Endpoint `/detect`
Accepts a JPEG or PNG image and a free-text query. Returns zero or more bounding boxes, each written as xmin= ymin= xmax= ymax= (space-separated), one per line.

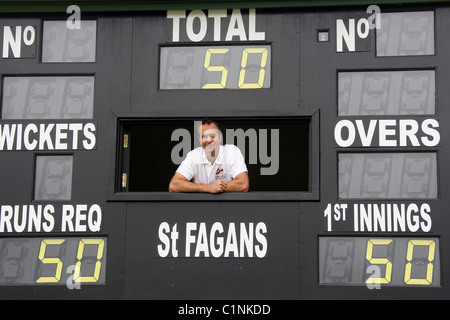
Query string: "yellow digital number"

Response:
xmin=202 ymin=48 xmax=229 ymax=89
xmin=404 ymin=240 xmax=435 ymax=285
xmin=365 ymin=239 xmax=393 ymax=285
xmin=74 ymin=239 xmax=105 ymax=283
xmin=36 ymin=239 xmax=65 ymax=283
xmin=238 ymin=48 xmax=268 ymax=89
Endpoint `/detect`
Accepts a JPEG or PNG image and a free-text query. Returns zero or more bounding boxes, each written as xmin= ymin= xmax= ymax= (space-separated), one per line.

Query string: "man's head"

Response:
xmin=197 ymin=118 xmax=222 ymax=157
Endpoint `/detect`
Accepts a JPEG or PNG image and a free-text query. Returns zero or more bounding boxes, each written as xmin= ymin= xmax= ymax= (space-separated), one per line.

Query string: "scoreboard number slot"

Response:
xmin=319 ymin=237 xmax=440 ymax=287
xmin=0 ymin=237 xmax=107 ymax=286
xmin=160 ymin=45 xmax=271 ymax=90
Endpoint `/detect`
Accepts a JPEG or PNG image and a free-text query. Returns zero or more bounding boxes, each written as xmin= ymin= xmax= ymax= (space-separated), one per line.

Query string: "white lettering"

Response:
xmin=168 ymin=9 xmax=265 ymax=42
xmin=248 ymin=8 xmax=265 ymax=40
xmin=194 ymin=223 xmax=209 ymax=257
xmin=22 ymin=26 xmax=35 ymax=46
xmin=334 ymin=119 xmax=440 ymax=147
xmin=208 ymin=10 xmax=227 ymax=41
xmin=0 ymin=123 xmax=97 ymax=151
xmin=357 ymin=18 xmax=370 ymax=38
xmin=88 ymin=204 xmax=102 ymax=232
xmin=0 ymin=206 xmax=13 ymax=232
xmin=55 ymin=123 xmax=68 ymax=150
xmin=2 ymin=25 xmax=36 ymax=58
xmin=61 ymin=205 xmax=75 ymax=232
xmin=379 ymin=119 xmax=397 ymax=146
xmin=226 ymin=9 xmax=247 ymax=41
xmin=0 ymin=124 xmax=16 ymax=150
xmin=158 ymin=222 xmax=171 ymax=257
xmin=167 ymin=10 xmax=186 ymax=42
xmin=224 ymin=222 xmax=239 ymax=257
xmin=334 ymin=119 xmax=356 ymax=147
xmin=3 ymin=26 xmax=21 ymax=58
xmin=158 ymin=222 xmax=268 ymax=258
xmin=69 ymin=123 xmax=83 ymax=149
xmin=0 ymin=204 xmax=100 ymax=233
xmin=82 ymin=123 xmax=96 ymax=150
xmin=336 ymin=6 xmax=381 ymax=52
xmin=210 ymin=222 xmax=224 ymax=257
xmin=255 ymin=222 xmax=268 ymax=258
xmin=421 ymin=119 xmax=440 ymax=147
xmin=75 ymin=204 xmax=87 ymax=232
xmin=185 ymin=222 xmax=197 ymax=257
xmin=42 ymin=205 xmax=55 ymax=232
xmin=399 ymin=119 xmax=420 ymax=146
xmin=24 ymin=123 xmax=38 ymax=150
xmin=39 ymin=123 xmax=54 ymax=150
xmin=27 ymin=205 xmax=42 ymax=232
xmin=356 ymin=120 xmax=376 ymax=146
xmin=186 ymin=10 xmax=207 ymax=42
xmin=351 ymin=203 xmax=433 ymax=233
xmin=336 ymin=19 xmax=355 ymax=52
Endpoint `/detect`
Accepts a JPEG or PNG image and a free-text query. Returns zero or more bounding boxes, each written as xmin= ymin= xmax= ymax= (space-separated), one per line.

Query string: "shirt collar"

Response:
xmin=200 ymin=145 xmax=223 ymax=165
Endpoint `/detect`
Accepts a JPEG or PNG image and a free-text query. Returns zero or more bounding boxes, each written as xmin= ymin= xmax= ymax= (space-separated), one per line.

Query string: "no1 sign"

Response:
xmin=2 ymin=25 xmax=36 ymax=58
xmin=336 ymin=5 xmax=381 ymax=52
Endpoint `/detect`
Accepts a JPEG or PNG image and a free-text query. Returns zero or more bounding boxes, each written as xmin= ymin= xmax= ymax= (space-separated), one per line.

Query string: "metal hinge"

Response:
xmin=122 ymin=173 xmax=127 ymax=188
xmin=123 ymin=134 xmax=129 ymax=148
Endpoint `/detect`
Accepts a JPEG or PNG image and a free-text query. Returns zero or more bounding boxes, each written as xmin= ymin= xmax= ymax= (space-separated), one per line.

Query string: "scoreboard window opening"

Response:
xmin=117 ymin=117 xmax=310 ymax=193
xmin=42 ymin=20 xmax=97 ymax=63
xmin=338 ymin=70 xmax=435 ymax=116
xmin=0 ymin=237 xmax=106 ymax=286
xmin=319 ymin=236 xmax=441 ymax=287
xmin=34 ymin=155 xmax=73 ymax=201
xmin=1 ymin=76 xmax=95 ymax=119
xmin=376 ymin=11 xmax=435 ymax=57
xmin=159 ymin=45 xmax=271 ymax=90
xmin=338 ymin=152 xmax=438 ymax=199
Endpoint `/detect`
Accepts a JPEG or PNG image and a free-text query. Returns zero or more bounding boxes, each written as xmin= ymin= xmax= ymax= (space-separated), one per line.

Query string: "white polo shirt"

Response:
xmin=176 ymin=144 xmax=248 ymax=184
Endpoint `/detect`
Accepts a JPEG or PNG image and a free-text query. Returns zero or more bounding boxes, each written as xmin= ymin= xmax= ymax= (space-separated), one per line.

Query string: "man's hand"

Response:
xmin=169 ymin=173 xmax=248 ymax=193
xmin=169 ymin=173 xmax=229 ymax=193
xmin=196 ymin=180 xmax=228 ymax=193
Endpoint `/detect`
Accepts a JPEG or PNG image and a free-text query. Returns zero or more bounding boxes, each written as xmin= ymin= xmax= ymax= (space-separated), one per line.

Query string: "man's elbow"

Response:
xmin=168 ymin=180 xmax=177 ymax=192
xmin=237 ymin=173 xmax=249 ymax=192
xmin=240 ymin=180 xmax=250 ymax=192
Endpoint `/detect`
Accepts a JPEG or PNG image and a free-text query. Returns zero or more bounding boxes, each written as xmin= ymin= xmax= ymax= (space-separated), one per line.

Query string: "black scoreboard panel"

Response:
xmin=0 ymin=2 xmax=449 ymax=300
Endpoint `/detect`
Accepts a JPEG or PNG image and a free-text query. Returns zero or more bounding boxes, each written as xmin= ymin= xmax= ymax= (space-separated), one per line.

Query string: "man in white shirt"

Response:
xmin=169 ymin=119 xmax=249 ymax=193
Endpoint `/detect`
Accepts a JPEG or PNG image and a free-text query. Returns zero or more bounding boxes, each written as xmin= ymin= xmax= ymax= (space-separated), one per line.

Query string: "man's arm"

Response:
xmin=169 ymin=173 xmax=227 ymax=193
xmin=225 ymin=172 xmax=249 ymax=192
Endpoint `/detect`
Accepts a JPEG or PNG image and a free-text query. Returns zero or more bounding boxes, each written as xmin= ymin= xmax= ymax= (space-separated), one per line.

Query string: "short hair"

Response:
xmin=196 ymin=118 xmax=222 ymax=136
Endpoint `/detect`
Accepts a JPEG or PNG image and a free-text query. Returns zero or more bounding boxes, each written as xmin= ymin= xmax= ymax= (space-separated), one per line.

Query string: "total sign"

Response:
xmin=167 ymin=8 xmax=266 ymax=42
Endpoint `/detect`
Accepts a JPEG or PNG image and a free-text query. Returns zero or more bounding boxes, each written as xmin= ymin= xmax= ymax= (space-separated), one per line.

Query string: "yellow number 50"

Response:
xmin=36 ymin=239 xmax=66 ymax=283
xmin=238 ymin=48 xmax=268 ymax=89
xmin=365 ymin=239 xmax=393 ymax=285
xmin=404 ymin=240 xmax=435 ymax=285
xmin=202 ymin=48 xmax=229 ymax=89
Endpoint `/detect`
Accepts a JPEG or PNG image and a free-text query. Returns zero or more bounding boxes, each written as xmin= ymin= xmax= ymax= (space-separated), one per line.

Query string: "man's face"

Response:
xmin=199 ymin=123 xmax=222 ymax=155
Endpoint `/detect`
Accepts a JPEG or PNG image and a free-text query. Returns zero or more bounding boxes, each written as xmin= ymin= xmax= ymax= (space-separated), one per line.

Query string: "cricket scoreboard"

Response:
xmin=0 ymin=0 xmax=449 ymax=300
